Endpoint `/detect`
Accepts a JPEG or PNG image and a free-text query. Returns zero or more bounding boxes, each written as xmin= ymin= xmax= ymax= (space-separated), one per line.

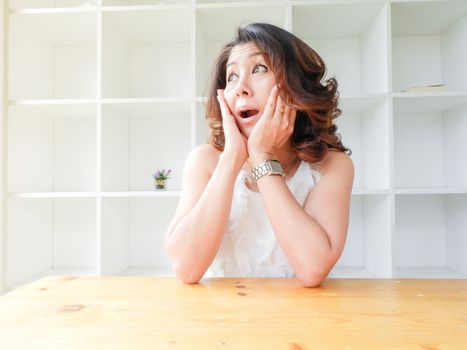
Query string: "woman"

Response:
xmin=165 ymin=22 xmax=354 ymax=287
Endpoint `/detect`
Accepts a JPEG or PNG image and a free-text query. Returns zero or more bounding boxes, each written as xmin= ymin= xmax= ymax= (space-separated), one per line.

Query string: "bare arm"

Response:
xmin=251 ymin=151 xmax=354 ymax=287
xmin=166 ymin=89 xmax=249 ymax=284
xmin=165 ymin=145 xmax=243 ymax=284
xmin=246 ymin=85 xmax=354 ymax=287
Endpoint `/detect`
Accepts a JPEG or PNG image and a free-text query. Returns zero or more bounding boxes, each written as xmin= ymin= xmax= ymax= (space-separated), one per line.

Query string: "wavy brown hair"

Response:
xmin=204 ymin=22 xmax=351 ymax=163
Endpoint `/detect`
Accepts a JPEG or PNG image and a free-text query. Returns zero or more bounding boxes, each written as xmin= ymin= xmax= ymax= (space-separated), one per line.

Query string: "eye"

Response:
xmin=253 ymin=64 xmax=268 ymax=73
xmin=227 ymin=72 xmax=238 ymax=83
xmin=227 ymin=64 xmax=268 ymax=83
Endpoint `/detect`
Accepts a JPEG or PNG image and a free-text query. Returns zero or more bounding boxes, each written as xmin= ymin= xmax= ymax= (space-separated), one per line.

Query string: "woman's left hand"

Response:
xmin=247 ymin=85 xmax=297 ymax=164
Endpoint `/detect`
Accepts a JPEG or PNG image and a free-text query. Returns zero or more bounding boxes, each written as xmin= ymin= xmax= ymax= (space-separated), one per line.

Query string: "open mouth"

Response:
xmin=240 ymin=109 xmax=260 ymax=119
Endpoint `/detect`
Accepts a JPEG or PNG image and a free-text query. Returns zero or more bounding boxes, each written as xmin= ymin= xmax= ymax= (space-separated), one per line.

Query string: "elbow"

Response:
xmin=299 ymin=273 xmax=327 ymax=288
xmin=172 ymin=262 xmax=203 ymax=285
xmin=165 ymin=232 xmax=204 ymax=285
xmin=298 ymin=256 xmax=337 ymax=288
xmin=297 ymin=265 xmax=330 ymax=288
xmin=180 ymin=276 xmax=201 ymax=285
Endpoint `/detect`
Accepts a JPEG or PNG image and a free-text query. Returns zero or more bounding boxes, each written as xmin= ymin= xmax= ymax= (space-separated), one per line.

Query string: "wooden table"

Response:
xmin=1 ymin=276 xmax=466 ymax=349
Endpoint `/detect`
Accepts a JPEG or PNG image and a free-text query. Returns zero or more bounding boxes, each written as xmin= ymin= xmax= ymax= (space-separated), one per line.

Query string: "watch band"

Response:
xmin=251 ymin=159 xmax=285 ymax=182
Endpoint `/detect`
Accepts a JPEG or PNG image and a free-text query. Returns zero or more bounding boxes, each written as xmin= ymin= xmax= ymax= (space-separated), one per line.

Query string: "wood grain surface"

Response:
xmin=1 ymin=276 xmax=466 ymax=349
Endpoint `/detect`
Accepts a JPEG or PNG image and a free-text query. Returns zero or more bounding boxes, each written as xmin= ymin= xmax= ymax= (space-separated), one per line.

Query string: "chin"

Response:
xmin=242 ymin=127 xmax=254 ymax=138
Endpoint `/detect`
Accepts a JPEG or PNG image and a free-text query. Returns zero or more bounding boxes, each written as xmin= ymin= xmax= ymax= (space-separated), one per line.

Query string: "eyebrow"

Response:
xmin=226 ymin=51 xmax=264 ymax=69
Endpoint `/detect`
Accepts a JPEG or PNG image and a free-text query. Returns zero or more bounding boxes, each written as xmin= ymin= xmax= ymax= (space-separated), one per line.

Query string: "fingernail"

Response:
xmin=217 ymin=89 xmax=221 ymax=95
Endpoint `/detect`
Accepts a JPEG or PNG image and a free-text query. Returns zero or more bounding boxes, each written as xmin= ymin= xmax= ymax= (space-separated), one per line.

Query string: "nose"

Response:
xmin=234 ymin=76 xmax=252 ymax=97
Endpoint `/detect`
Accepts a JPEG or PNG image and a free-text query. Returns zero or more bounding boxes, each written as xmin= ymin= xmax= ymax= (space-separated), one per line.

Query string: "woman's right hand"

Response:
xmin=216 ymin=89 xmax=248 ymax=167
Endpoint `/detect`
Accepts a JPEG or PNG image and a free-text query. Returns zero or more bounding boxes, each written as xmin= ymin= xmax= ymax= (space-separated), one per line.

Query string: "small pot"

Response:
xmin=155 ymin=179 xmax=167 ymax=191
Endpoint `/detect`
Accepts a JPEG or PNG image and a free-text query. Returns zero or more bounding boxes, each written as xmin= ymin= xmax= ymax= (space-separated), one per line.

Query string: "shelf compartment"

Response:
xmin=101 ymin=197 xmax=177 ymax=275
xmin=335 ymin=97 xmax=390 ymax=190
xmin=393 ymin=92 xmax=467 ymax=114
xmin=9 ymin=0 xmax=96 ymax=10
xmin=334 ymin=194 xmax=392 ymax=278
xmin=7 ymin=104 xmax=97 ymax=193
xmin=195 ymin=4 xmax=286 ymax=97
xmin=338 ymin=94 xmax=389 ymax=114
xmin=394 ymin=194 xmax=467 ymax=278
xmin=394 ymin=100 xmax=467 ymax=189
xmin=6 ymin=198 xmax=97 ymax=291
xmin=292 ymin=2 xmax=389 ymax=95
xmin=101 ymin=102 xmax=191 ymax=191
xmin=8 ymin=12 xmax=96 ymax=100
xmin=102 ymin=8 xmax=191 ymax=98
xmin=391 ymin=0 xmax=467 ymax=93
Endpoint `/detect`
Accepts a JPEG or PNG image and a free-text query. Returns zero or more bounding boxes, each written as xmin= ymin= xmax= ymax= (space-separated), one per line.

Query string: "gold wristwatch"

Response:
xmin=251 ymin=159 xmax=285 ymax=182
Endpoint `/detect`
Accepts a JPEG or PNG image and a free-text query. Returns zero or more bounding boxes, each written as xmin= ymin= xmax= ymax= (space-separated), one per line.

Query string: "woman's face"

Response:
xmin=223 ymin=42 xmax=277 ymax=138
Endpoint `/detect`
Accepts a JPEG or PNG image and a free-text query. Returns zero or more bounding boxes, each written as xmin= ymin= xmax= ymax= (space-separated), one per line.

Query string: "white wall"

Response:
xmin=1 ymin=0 xmax=6 ymax=295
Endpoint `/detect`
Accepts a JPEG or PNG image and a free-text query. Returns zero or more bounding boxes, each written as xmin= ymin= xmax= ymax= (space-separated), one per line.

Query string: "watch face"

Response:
xmin=270 ymin=160 xmax=283 ymax=173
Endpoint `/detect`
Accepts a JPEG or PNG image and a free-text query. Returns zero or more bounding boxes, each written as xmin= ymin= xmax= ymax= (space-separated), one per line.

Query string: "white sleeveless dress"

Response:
xmin=206 ymin=160 xmax=321 ymax=278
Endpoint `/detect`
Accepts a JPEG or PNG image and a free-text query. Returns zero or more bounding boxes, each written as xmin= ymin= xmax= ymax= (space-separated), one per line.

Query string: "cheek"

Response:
xmin=257 ymin=80 xmax=276 ymax=102
xmin=258 ymin=88 xmax=273 ymax=108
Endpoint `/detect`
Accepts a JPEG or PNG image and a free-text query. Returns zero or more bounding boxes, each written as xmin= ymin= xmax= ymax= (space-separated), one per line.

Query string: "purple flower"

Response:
xmin=153 ymin=168 xmax=172 ymax=180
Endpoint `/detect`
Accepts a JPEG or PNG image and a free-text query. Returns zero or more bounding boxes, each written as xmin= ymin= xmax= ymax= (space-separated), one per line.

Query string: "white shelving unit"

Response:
xmin=2 ymin=0 xmax=467 ymax=294
xmin=0 ymin=0 xmax=5 ymax=297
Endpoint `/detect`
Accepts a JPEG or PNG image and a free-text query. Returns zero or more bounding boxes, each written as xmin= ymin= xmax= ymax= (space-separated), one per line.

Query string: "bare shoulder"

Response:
xmin=307 ymin=149 xmax=354 ymax=178
xmin=186 ymin=143 xmax=221 ymax=177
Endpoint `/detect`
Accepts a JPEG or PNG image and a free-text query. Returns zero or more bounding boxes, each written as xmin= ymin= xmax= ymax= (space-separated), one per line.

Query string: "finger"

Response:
xmin=282 ymin=105 xmax=297 ymax=131
xmin=216 ymin=89 xmax=232 ymax=119
xmin=217 ymin=89 xmax=244 ymax=135
xmin=290 ymin=107 xmax=297 ymax=126
xmin=241 ymin=133 xmax=248 ymax=144
xmin=261 ymin=84 xmax=279 ymax=120
xmin=285 ymin=104 xmax=295 ymax=120
xmin=280 ymin=104 xmax=290 ymax=129
xmin=282 ymin=104 xmax=291 ymax=124
xmin=217 ymin=90 xmax=236 ymax=132
xmin=274 ymin=94 xmax=286 ymax=121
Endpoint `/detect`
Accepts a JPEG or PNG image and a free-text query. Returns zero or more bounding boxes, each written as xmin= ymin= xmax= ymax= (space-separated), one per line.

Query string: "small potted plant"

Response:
xmin=153 ymin=169 xmax=172 ymax=190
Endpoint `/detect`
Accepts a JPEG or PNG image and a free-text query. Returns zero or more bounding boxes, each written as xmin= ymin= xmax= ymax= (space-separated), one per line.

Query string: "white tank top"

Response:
xmin=206 ymin=160 xmax=321 ymax=278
